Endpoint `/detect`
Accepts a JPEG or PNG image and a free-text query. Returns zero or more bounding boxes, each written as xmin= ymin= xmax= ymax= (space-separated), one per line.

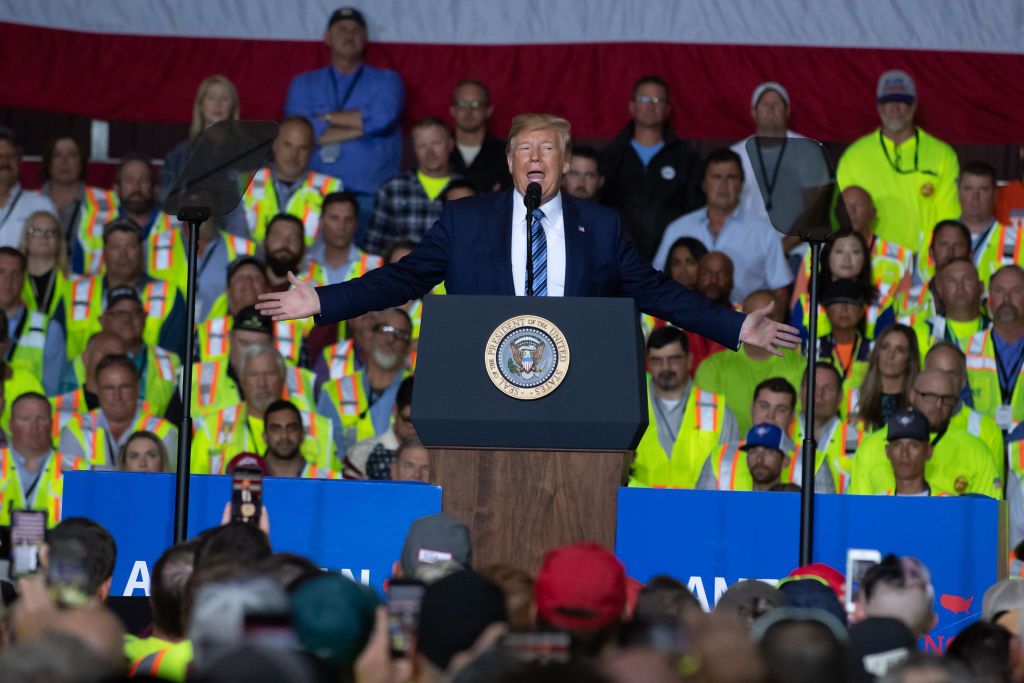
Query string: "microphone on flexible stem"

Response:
xmin=524 ymin=182 xmax=542 ymax=296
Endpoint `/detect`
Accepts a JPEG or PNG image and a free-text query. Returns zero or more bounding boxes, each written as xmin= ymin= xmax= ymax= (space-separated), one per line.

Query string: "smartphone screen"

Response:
xmin=46 ymin=535 xmax=92 ymax=607
xmin=388 ymin=579 xmax=425 ymax=658
xmin=845 ymin=548 xmax=882 ymax=614
xmin=232 ymin=469 xmax=263 ymax=525
xmin=11 ymin=509 xmax=47 ymax=577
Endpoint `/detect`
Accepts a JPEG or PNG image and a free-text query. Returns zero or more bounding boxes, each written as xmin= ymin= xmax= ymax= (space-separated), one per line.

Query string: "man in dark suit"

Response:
xmin=257 ymin=114 xmax=799 ymax=355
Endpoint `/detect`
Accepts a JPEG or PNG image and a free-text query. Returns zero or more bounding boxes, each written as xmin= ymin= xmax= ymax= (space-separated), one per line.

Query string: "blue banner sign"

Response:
xmin=615 ymin=488 xmax=1004 ymax=651
xmin=62 ymin=472 xmax=442 ymax=596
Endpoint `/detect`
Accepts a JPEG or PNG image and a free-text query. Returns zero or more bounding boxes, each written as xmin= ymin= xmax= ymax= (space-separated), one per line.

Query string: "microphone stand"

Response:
xmin=799 ymin=238 xmax=826 ymax=567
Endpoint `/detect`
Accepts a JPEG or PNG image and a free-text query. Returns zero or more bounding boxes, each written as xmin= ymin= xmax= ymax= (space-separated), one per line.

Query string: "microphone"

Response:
xmin=525 ymin=182 xmax=541 ymax=296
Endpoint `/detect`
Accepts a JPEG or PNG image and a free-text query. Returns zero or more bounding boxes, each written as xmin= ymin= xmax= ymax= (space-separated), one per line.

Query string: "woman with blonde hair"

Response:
xmin=852 ymin=323 xmax=920 ymax=431
xmin=158 ymin=75 xmax=240 ymax=204
xmin=19 ymin=210 xmax=69 ymax=318
xmin=118 ymin=430 xmax=171 ymax=473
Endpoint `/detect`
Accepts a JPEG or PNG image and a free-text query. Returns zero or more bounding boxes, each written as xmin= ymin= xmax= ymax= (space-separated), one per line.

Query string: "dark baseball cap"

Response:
xmin=227 ymin=255 xmax=266 ymax=284
xmin=233 ymin=305 xmax=274 ymax=336
xmin=887 ymin=409 xmax=929 ymax=443
xmin=822 ymin=278 xmax=866 ymax=307
xmin=400 ymin=513 xmax=472 ymax=578
xmin=328 ymin=7 xmax=366 ymax=29
xmin=105 ymin=286 xmax=142 ymax=310
xmin=417 ymin=570 xmax=506 ymax=670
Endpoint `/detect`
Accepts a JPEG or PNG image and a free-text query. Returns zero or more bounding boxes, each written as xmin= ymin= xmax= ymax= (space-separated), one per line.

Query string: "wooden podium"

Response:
xmin=413 ymin=296 xmax=646 ymax=572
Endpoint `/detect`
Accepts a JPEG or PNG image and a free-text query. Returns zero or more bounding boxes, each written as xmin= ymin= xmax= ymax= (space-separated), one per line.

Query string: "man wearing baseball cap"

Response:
xmin=883 ymin=408 xmax=942 ymax=496
xmin=836 ymin=69 xmax=960 ymax=253
xmin=730 ymin=82 xmax=808 ymax=265
xmin=699 ymin=422 xmax=795 ymax=492
xmin=284 ymin=7 xmax=405 ymax=243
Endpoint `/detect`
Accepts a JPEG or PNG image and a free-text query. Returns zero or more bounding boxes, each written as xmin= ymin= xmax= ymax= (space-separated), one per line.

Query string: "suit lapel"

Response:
xmin=561 ymin=194 xmax=585 ymax=297
xmin=489 ymin=190 xmax=515 ymax=295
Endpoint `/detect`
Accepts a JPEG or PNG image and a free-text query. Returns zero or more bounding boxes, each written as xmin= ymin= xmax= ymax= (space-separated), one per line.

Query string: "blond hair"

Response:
xmin=19 ymin=210 xmax=68 ymax=275
xmin=506 ymin=114 xmax=572 ymax=156
xmin=190 ymin=75 xmax=240 ymax=142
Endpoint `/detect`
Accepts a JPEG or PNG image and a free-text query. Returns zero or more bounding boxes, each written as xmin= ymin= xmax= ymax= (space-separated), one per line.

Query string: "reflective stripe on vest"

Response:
xmin=202 ymin=318 xmax=230 ymax=359
xmin=693 ymin=389 xmax=719 ymax=432
xmin=70 ymin=277 xmax=98 ymax=321
xmin=150 ymin=230 xmax=176 ymax=274
xmin=325 ymin=339 xmax=355 ymax=379
xmin=144 ymin=281 xmax=170 ymax=320
xmin=716 ymin=442 xmax=744 ymax=491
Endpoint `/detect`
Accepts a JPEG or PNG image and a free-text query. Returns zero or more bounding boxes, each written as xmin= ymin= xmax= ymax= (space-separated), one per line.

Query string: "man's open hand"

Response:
xmin=738 ymin=301 xmax=802 ymax=356
xmin=255 ymin=272 xmax=321 ymax=321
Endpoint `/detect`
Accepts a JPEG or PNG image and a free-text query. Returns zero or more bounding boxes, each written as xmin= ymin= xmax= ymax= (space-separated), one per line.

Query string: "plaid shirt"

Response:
xmin=363 ymin=171 xmax=457 ymax=255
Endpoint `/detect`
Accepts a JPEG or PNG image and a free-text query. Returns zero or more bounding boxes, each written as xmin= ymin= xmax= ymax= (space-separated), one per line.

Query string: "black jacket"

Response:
xmin=449 ymin=134 xmax=512 ymax=193
xmin=599 ymin=123 xmax=705 ymax=261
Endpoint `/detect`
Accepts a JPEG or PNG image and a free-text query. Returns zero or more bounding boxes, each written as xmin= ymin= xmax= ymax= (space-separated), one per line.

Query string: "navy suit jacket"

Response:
xmin=316 ymin=190 xmax=745 ymax=348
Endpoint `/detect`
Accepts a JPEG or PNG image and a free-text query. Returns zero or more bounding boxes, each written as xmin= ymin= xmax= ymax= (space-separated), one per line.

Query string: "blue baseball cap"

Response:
xmin=740 ymin=423 xmax=794 ymax=454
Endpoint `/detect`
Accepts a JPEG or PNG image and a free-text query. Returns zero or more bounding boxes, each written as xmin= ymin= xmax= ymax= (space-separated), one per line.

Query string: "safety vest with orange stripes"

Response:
xmin=190 ymin=359 xmax=317 ymax=416
xmin=630 ymin=384 xmax=731 ymax=489
xmin=74 ymin=186 xmax=120 ymax=275
xmin=786 ymin=416 xmax=864 ymax=493
xmin=965 ymin=328 xmax=1024 ymax=432
xmin=63 ymin=275 xmax=179 ymax=358
xmin=0 ymin=448 xmax=87 ymax=527
xmin=190 ymin=403 xmax=337 ymax=475
xmin=196 ymin=316 xmax=312 ymax=367
xmin=146 ymin=227 xmax=256 ymax=296
xmin=60 ymin=410 xmax=175 ymax=469
xmin=242 ymin=167 xmax=342 ymax=244
xmin=124 ymin=635 xmax=191 ymax=682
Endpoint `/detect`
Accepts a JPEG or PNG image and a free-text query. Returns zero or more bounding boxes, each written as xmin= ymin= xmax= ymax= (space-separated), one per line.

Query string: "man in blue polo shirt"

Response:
xmin=284 ymin=7 xmax=405 ymax=242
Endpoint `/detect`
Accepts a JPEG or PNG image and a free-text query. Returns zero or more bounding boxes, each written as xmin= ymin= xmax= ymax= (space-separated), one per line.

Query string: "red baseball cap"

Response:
xmin=226 ymin=452 xmax=268 ymax=475
xmin=534 ymin=543 xmax=626 ymax=630
xmin=788 ymin=563 xmax=845 ymax=602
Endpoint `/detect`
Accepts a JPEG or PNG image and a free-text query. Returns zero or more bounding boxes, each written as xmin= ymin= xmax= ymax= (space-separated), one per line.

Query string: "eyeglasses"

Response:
xmin=634 ymin=95 xmax=666 ymax=105
xmin=453 ymin=99 xmax=487 ymax=110
xmin=913 ymin=390 xmax=958 ymax=407
xmin=26 ymin=225 xmax=58 ymax=238
xmin=373 ymin=324 xmax=412 ymax=342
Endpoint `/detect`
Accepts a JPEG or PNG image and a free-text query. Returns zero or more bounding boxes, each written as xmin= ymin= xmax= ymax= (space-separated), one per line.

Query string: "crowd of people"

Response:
xmin=3 ymin=512 xmax=1024 ymax=683
xmin=1 ymin=3 xmax=1024 ymax=680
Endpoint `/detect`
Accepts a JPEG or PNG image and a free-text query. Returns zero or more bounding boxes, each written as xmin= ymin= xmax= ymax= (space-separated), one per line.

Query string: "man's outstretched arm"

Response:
xmin=256 ymin=207 xmax=451 ymax=324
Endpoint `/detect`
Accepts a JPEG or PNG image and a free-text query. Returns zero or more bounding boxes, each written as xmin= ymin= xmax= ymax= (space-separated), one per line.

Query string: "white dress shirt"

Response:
xmin=511 ymin=190 xmax=566 ymax=297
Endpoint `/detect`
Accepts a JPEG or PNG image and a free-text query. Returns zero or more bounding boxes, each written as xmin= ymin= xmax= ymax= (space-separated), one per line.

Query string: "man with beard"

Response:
xmin=65 ymin=219 xmax=187 ymax=358
xmin=966 ymin=265 xmax=1024 ymax=430
xmin=364 ymin=118 xmax=458 ymax=255
xmin=196 ymin=256 xmax=310 ymax=367
xmin=837 ymin=70 xmax=959 ymax=252
xmin=696 ymin=377 xmax=798 ymax=491
xmin=0 ymin=129 xmax=57 ymax=248
xmin=261 ymin=214 xmax=324 ymax=292
xmin=71 ymin=155 xmax=171 ymax=274
xmin=318 ymin=307 xmax=411 ymax=454
xmin=190 ymin=305 xmax=318 ymax=415
xmin=192 ymin=343 xmax=336 ymax=474
xmin=630 ymin=326 xmax=736 ymax=488
xmin=850 ymin=369 xmax=999 ymax=497
xmin=262 ymin=399 xmax=338 ymax=478
xmin=242 ymin=117 xmax=342 ymax=245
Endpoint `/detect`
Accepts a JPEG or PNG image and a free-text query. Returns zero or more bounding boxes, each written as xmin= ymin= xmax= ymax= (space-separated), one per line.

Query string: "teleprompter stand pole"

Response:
xmin=172 ymin=207 xmax=210 ymax=543
xmin=799 ymin=239 xmax=826 ymax=567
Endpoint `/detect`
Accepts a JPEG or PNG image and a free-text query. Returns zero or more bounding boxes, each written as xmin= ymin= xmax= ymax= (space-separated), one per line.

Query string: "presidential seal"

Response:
xmin=485 ymin=316 xmax=570 ymax=400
